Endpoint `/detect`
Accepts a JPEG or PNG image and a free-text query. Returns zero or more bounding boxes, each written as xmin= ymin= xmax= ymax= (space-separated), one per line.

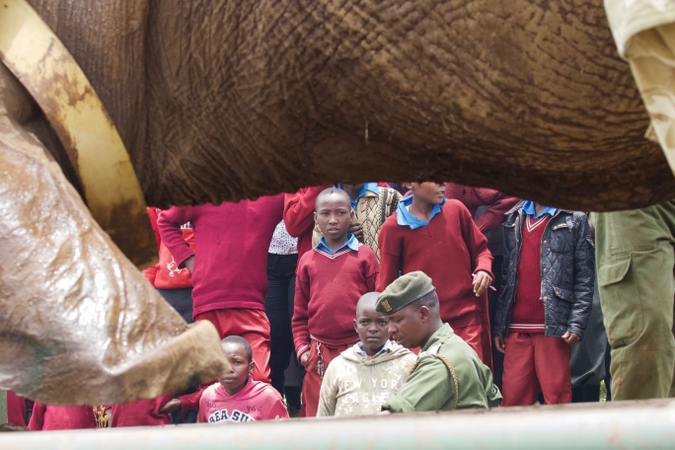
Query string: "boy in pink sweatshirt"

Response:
xmin=198 ymin=336 xmax=289 ymax=423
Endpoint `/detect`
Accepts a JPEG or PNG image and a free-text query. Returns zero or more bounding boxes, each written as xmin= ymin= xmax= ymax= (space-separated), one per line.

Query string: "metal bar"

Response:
xmin=3 ymin=399 xmax=675 ymax=449
xmin=0 ymin=390 xmax=7 ymax=425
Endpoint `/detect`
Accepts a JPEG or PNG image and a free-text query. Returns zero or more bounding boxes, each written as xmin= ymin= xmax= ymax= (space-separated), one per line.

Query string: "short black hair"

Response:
xmin=411 ymin=290 xmax=440 ymax=315
xmin=221 ymin=335 xmax=253 ymax=362
xmin=315 ymin=187 xmax=351 ymax=211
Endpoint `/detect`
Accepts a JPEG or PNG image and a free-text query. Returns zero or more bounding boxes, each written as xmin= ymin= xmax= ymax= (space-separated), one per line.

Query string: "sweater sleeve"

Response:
xmin=157 ymin=206 xmax=194 ymax=267
xmin=283 ymin=186 xmax=329 ymax=237
xmin=382 ymin=356 xmax=453 ymax=413
xmin=266 ymin=389 xmax=291 ymax=420
xmin=376 ymin=217 xmax=401 ymax=291
xmin=473 ymin=193 xmax=520 ymax=234
xmin=457 ymin=203 xmax=494 ymax=279
xmin=363 ymin=247 xmax=380 ymax=292
xmin=292 ymin=257 xmax=312 ymax=357
xmin=317 ymin=361 xmax=340 ymax=417
xmin=568 ymin=214 xmax=595 ymax=339
xmin=178 ymin=385 xmax=206 ymax=411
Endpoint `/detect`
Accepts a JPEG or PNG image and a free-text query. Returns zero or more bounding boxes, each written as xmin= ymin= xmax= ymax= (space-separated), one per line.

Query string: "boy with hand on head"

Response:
xmin=317 ymin=292 xmax=416 ymax=417
xmin=378 ymin=271 xmax=501 ymax=413
xmin=377 ymin=182 xmax=494 ymax=365
xmin=493 ymin=201 xmax=593 ymax=406
xmin=292 ymin=188 xmax=380 ymax=417
xmin=198 ymin=336 xmax=289 ymax=423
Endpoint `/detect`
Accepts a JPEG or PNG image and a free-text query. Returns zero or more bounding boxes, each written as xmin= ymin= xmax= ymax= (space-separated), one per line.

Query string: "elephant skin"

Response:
xmin=0 ymin=64 xmax=228 ymax=405
xmin=21 ymin=0 xmax=675 ymax=211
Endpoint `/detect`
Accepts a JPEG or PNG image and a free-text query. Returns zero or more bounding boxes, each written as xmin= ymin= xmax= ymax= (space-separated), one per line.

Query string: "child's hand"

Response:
xmin=494 ymin=335 xmax=506 ymax=353
xmin=472 ymin=271 xmax=493 ymax=297
xmin=158 ymin=398 xmax=181 ymax=415
xmin=183 ymin=256 xmax=195 ymax=273
xmin=562 ymin=332 xmax=580 ymax=346
xmin=299 ymin=351 xmax=310 ymax=368
xmin=348 ymin=221 xmax=363 ymax=240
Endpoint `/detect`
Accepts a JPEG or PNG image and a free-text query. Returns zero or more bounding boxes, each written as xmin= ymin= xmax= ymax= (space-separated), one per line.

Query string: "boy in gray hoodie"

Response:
xmin=317 ymin=292 xmax=416 ymax=416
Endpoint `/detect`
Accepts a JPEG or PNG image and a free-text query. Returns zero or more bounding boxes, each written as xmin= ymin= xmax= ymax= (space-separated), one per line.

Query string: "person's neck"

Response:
xmin=534 ymin=203 xmax=547 ymax=217
xmin=420 ymin=320 xmax=444 ymax=349
xmin=223 ymin=377 xmax=249 ymax=396
xmin=324 ymin=233 xmax=349 ymax=251
xmin=363 ymin=342 xmax=385 ymax=357
xmin=342 ymin=184 xmax=363 ymax=201
xmin=409 ymin=196 xmax=435 ymax=222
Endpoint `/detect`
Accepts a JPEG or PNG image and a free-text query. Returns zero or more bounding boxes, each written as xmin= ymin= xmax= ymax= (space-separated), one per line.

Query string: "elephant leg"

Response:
xmin=0 ymin=65 xmax=227 ymax=405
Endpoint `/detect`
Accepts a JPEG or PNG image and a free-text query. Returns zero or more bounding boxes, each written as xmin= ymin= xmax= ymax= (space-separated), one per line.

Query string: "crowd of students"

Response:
xmin=7 ymin=180 xmax=601 ymax=428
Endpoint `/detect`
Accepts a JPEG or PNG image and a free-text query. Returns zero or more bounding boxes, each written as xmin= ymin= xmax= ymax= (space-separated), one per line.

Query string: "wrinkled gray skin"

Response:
xmin=20 ymin=0 xmax=675 ymax=211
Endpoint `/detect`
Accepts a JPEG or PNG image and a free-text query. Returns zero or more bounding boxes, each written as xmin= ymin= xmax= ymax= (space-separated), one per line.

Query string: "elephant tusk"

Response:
xmin=0 ymin=0 xmax=155 ymax=268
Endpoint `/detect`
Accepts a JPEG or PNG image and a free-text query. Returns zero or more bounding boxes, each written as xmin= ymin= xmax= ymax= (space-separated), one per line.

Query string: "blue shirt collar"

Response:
xmin=522 ymin=200 xmax=558 ymax=218
xmin=315 ymin=233 xmax=359 ymax=254
xmin=355 ymin=339 xmax=393 ymax=358
xmin=396 ymin=195 xmax=445 ymax=229
xmin=335 ymin=183 xmax=380 ymax=208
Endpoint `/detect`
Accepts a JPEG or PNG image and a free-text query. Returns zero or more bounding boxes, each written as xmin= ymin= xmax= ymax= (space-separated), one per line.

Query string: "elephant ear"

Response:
xmin=0 ymin=104 xmax=228 ymax=405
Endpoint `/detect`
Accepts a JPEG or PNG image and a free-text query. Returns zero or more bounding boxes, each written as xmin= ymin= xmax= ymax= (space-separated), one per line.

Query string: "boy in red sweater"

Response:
xmin=292 ymin=188 xmax=379 ymax=417
xmin=493 ymin=201 xmax=593 ymax=406
xmin=158 ymin=195 xmax=284 ymax=385
xmin=198 ymin=336 xmax=289 ymax=423
xmin=377 ymin=182 xmax=494 ymax=365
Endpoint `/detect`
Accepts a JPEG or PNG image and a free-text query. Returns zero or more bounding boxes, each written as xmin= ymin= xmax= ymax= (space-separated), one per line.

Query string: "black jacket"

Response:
xmin=493 ymin=208 xmax=595 ymax=339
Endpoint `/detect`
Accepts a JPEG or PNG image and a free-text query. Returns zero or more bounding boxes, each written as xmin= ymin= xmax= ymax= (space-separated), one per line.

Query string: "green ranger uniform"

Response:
xmin=382 ymin=323 xmax=501 ymax=412
xmin=592 ymin=202 xmax=675 ymax=400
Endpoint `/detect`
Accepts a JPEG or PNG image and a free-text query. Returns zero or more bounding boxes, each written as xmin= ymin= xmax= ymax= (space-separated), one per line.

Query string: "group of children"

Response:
xmin=15 ymin=179 xmax=595 ymax=428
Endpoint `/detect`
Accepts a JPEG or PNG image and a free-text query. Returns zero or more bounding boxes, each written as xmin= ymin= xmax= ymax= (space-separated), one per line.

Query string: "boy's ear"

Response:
xmin=249 ymin=360 xmax=256 ymax=374
xmin=353 ymin=318 xmax=358 ymax=333
xmin=349 ymin=209 xmax=355 ymax=220
xmin=404 ymin=182 xmax=414 ymax=190
xmin=313 ymin=211 xmax=318 ymax=224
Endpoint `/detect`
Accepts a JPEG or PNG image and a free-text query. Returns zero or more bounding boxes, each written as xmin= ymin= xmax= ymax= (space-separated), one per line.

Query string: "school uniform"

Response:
xmin=109 ymin=395 xmax=173 ymax=427
xmin=377 ymin=197 xmax=494 ymax=365
xmin=292 ymin=234 xmax=379 ymax=417
xmin=28 ymin=404 xmax=96 ymax=430
xmin=198 ymin=378 xmax=289 ymax=422
xmin=158 ymin=195 xmax=284 ymax=383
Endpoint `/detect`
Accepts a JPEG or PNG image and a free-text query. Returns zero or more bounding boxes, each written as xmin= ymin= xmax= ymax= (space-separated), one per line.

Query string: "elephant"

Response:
xmin=17 ymin=0 xmax=675 ymax=212
xmin=1 ymin=0 xmax=674 ymax=406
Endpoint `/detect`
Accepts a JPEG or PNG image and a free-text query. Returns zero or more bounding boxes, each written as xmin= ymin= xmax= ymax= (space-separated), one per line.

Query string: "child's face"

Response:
xmin=219 ymin=343 xmax=255 ymax=395
xmin=407 ymin=182 xmax=446 ymax=205
xmin=354 ymin=303 xmax=390 ymax=356
xmin=314 ymin=194 xmax=353 ymax=242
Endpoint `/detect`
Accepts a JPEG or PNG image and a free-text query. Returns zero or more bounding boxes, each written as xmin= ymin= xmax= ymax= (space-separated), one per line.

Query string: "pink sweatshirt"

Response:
xmin=198 ymin=379 xmax=289 ymax=423
xmin=157 ymin=195 xmax=283 ymax=317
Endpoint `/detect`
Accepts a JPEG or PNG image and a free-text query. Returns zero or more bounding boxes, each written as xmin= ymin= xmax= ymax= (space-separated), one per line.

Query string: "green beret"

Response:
xmin=376 ymin=271 xmax=436 ymax=315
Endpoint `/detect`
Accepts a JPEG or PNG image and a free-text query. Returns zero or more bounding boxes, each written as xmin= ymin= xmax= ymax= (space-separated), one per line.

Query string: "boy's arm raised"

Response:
xmin=283 ymin=186 xmax=329 ymax=237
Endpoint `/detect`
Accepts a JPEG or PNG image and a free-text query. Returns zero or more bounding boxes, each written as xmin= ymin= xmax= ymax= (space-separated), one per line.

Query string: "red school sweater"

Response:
xmin=157 ymin=195 xmax=283 ymax=317
xmin=292 ymin=244 xmax=379 ymax=357
xmin=509 ymin=215 xmax=550 ymax=333
xmin=377 ymin=200 xmax=494 ymax=329
xmin=109 ymin=394 xmax=173 ymax=427
xmin=444 ymin=183 xmax=520 ymax=234
xmin=283 ymin=186 xmax=331 ymax=259
xmin=28 ymin=403 xmax=96 ymax=431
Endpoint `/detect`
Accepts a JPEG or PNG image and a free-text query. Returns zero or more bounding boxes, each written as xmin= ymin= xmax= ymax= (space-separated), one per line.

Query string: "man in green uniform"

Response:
xmin=592 ymin=203 xmax=675 ymax=400
xmin=377 ymin=271 xmax=501 ymax=412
